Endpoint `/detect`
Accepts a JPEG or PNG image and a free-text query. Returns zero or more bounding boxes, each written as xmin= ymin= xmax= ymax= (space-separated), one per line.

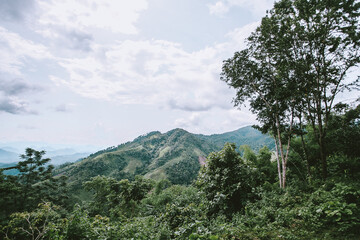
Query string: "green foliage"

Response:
xmin=305 ymin=182 xmax=360 ymax=235
xmin=83 ymin=175 xmax=116 ymax=216
xmin=55 ymin=127 xmax=273 ymax=194
xmin=64 ymin=204 xmax=111 ymax=240
xmin=56 ymin=128 xmax=220 ymax=195
xmin=2 ymin=202 xmax=63 ymax=240
xmin=0 ymin=148 xmax=69 ymax=224
xmin=197 ymin=143 xmax=258 ymax=216
xmin=112 ymin=216 xmax=171 ymax=240
xmin=1 ymin=0 xmax=360 ymax=237
xmin=165 ymin=156 xmax=200 ymax=185
xmin=84 ymin=175 xmax=153 ymax=219
xmin=239 ymin=145 xmax=257 ymax=164
xmin=197 ymin=126 xmax=275 ymax=151
xmin=326 ymin=104 xmax=360 ymax=158
xmin=256 ymin=146 xmax=277 ymax=184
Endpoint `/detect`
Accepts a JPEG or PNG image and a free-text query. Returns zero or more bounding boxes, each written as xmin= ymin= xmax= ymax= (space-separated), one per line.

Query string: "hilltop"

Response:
xmin=55 ymin=126 xmax=273 ymax=192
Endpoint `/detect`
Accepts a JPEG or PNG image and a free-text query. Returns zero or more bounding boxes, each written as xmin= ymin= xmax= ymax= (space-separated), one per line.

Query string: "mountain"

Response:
xmin=198 ymin=126 xmax=275 ymax=151
xmin=56 ymin=129 xmax=217 ymax=187
xmin=0 ymin=147 xmax=90 ymax=166
xmin=0 ymin=149 xmax=19 ymax=164
xmin=49 ymin=152 xmax=91 ymax=166
xmin=55 ymin=126 xmax=274 ymax=191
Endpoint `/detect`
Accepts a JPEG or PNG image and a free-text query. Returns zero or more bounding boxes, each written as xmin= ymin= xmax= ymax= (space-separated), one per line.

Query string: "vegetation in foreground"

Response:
xmin=1 ymin=0 xmax=360 ymax=239
xmin=0 ymin=103 xmax=359 ymax=239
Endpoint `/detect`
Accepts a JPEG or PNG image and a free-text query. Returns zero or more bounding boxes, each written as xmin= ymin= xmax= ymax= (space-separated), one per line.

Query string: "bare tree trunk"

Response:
xmin=273 ymin=134 xmax=282 ymax=188
xmin=275 ymin=116 xmax=287 ymax=188
xmin=282 ymin=108 xmax=295 ymax=188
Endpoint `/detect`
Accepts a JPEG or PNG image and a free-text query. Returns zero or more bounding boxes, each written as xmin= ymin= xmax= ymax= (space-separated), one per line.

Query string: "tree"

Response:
xmin=221 ymin=12 xmax=297 ymax=188
xmin=221 ymin=0 xmax=360 ymax=185
xmin=84 ymin=175 xmax=153 ymax=218
xmin=16 ymin=148 xmax=59 ymax=211
xmin=0 ymin=172 xmax=21 ymax=223
xmin=196 ymin=143 xmax=258 ymax=216
xmin=0 ymin=148 xmax=68 ymax=222
xmin=290 ymin=0 xmax=360 ymax=179
xmin=2 ymin=202 xmax=62 ymax=240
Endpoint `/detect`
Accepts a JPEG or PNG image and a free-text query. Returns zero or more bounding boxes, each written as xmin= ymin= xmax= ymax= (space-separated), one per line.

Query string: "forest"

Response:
xmin=1 ymin=0 xmax=360 ymax=239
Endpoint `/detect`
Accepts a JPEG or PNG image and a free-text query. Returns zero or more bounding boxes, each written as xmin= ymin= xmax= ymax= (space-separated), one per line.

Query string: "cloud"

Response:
xmin=0 ymin=27 xmax=50 ymax=115
xmin=18 ymin=124 xmax=37 ymax=130
xmin=50 ymin=21 xmax=260 ymax=113
xmin=0 ymin=78 xmax=42 ymax=96
xmin=0 ymin=97 xmax=37 ymax=115
xmin=52 ymin=39 xmax=236 ymax=112
xmin=0 ymin=78 xmax=43 ymax=114
xmin=37 ymin=0 xmax=148 ymax=35
xmin=168 ymin=99 xmax=213 ymax=112
xmin=0 ymin=26 xmax=52 ymax=76
xmin=225 ymin=21 xmax=260 ymax=50
xmin=173 ymin=108 xmax=258 ymax=135
xmin=208 ymin=0 xmax=275 ymax=17
xmin=208 ymin=2 xmax=229 ymax=16
xmin=55 ymin=103 xmax=75 ymax=112
xmin=0 ymin=0 xmax=36 ymax=22
xmin=223 ymin=108 xmax=257 ymax=126
xmin=174 ymin=113 xmax=202 ymax=128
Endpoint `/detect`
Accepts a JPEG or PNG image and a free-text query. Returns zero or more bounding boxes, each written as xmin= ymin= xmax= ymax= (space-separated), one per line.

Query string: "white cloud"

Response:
xmin=0 ymin=95 xmax=37 ymax=115
xmin=208 ymin=1 xmax=229 ymax=16
xmin=0 ymin=26 xmax=51 ymax=75
xmin=52 ymin=39 xmax=236 ymax=111
xmin=37 ymin=0 xmax=148 ymax=35
xmin=208 ymin=0 xmax=275 ymax=17
xmin=172 ymin=108 xmax=257 ymax=135
xmin=55 ymin=103 xmax=76 ymax=112
xmin=225 ymin=21 xmax=260 ymax=51
xmin=174 ymin=113 xmax=202 ymax=128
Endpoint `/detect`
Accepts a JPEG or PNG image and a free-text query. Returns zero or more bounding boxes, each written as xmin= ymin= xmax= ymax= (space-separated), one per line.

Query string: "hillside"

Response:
xmin=198 ymin=126 xmax=274 ymax=151
xmin=55 ymin=126 xmax=273 ymax=189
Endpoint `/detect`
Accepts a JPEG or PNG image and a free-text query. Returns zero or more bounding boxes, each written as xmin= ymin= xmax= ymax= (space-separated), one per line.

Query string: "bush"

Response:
xmin=196 ymin=143 xmax=259 ymax=216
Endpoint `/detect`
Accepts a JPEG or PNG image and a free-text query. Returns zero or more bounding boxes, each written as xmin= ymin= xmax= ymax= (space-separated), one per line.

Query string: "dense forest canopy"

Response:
xmin=1 ymin=0 xmax=360 ymax=239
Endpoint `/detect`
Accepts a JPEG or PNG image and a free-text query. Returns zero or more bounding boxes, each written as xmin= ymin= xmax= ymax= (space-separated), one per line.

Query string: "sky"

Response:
xmin=0 ymin=0 xmax=358 ymax=149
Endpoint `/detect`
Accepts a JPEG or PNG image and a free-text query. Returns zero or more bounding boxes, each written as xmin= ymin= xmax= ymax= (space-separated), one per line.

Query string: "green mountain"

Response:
xmin=55 ymin=126 xmax=274 ymax=190
xmin=198 ymin=126 xmax=275 ymax=151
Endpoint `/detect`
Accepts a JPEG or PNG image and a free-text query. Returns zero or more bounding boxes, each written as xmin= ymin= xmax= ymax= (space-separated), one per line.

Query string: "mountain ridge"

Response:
xmin=55 ymin=126 xmax=274 ymax=190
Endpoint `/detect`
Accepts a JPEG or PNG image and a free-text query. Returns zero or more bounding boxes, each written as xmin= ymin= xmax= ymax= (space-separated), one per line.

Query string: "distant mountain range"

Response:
xmin=0 ymin=147 xmax=91 ymax=166
xmin=0 ymin=149 xmax=19 ymax=164
xmin=55 ymin=126 xmax=274 ymax=189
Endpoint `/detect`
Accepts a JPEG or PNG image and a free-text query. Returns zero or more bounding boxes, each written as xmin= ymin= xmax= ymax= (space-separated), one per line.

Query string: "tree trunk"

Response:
xmin=273 ymin=134 xmax=282 ymax=188
xmin=275 ymin=116 xmax=287 ymax=188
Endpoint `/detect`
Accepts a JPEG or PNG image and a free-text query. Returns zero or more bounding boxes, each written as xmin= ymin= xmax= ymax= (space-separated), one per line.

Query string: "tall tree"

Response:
xmin=221 ymin=0 xmax=360 ymax=185
xmin=291 ymin=0 xmax=360 ymax=179
xmin=221 ymin=8 xmax=297 ymax=188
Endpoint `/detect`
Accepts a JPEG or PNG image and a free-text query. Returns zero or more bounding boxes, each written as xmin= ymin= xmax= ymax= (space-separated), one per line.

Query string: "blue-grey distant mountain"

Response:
xmin=0 ymin=147 xmax=90 ymax=166
xmin=49 ymin=152 xmax=91 ymax=165
xmin=0 ymin=149 xmax=19 ymax=164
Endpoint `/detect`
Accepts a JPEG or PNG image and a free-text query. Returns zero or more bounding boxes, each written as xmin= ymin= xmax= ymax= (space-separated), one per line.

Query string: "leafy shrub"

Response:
xmin=196 ymin=143 xmax=259 ymax=216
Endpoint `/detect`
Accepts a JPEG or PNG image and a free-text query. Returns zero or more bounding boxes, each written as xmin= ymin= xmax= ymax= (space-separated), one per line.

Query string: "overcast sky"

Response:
xmin=0 ymin=0 xmax=357 ymax=148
